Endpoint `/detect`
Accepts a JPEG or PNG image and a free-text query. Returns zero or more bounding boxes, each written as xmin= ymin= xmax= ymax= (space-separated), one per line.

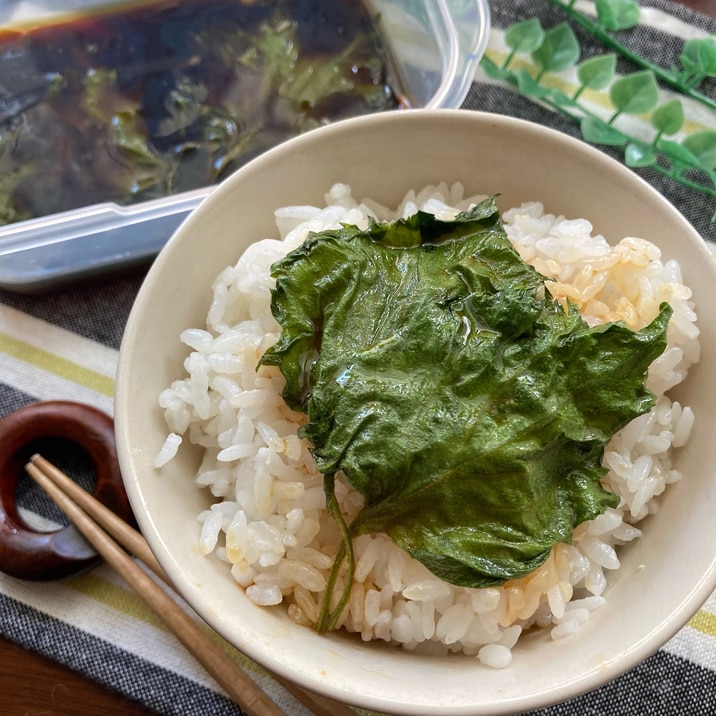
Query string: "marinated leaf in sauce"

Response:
xmin=0 ymin=0 xmax=398 ymax=225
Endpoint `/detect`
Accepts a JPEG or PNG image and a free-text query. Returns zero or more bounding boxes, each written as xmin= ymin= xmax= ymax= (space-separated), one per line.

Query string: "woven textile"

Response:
xmin=1 ymin=1 xmax=714 ymax=714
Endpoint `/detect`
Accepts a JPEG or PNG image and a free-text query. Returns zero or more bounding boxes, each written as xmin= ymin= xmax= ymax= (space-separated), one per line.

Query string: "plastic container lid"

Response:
xmin=0 ymin=0 xmax=490 ymax=291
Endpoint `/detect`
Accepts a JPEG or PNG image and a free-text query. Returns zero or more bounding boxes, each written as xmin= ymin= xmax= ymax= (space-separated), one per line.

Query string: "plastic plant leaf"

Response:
xmin=551 ymin=88 xmax=580 ymax=110
xmin=680 ymin=37 xmax=716 ymax=82
xmin=625 ymin=142 xmax=657 ymax=167
xmin=482 ymin=4 xmax=716 ymax=202
xmin=515 ymin=69 xmax=555 ymax=99
xmin=505 ymin=18 xmax=545 ymax=54
xmin=577 ymin=54 xmax=617 ymax=90
xmin=682 ymin=131 xmax=716 ymax=171
xmin=0 ymin=163 xmax=33 ymax=224
xmin=580 ymin=116 xmax=628 ymax=146
xmin=545 ymin=0 xmax=716 ymax=113
xmin=531 ymin=23 xmax=581 ymax=78
xmin=609 ymin=70 xmax=660 ymax=117
xmin=651 ymin=98 xmax=685 ymax=136
xmin=657 ymin=138 xmax=700 ymax=169
xmin=595 ymin=0 xmax=641 ymax=31
xmin=481 ymin=55 xmax=513 ymax=81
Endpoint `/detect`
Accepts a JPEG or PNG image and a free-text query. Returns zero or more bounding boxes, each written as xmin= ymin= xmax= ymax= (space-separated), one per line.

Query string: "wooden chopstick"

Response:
xmin=30 ymin=455 xmax=170 ymax=584
xmin=26 ymin=455 xmax=357 ymax=716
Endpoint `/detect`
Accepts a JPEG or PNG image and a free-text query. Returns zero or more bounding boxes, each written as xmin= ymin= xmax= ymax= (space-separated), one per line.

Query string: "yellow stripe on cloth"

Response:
xmin=67 ymin=570 xmax=368 ymax=713
xmin=688 ymin=609 xmax=716 ymax=639
xmin=482 ymin=46 xmax=712 ymax=136
xmin=0 ymin=331 xmax=114 ymax=397
xmin=67 ymin=571 xmax=273 ymax=678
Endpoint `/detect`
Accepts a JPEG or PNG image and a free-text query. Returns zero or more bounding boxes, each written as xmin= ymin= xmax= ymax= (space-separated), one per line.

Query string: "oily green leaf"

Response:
xmin=595 ymin=0 xmax=641 ymax=30
xmin=505 ymin=18 xmax=545 ymax=54
xmin=263 ymin=200 xmax=669 ymax=592
xmin=79 ymin=67 xmax=167 ymax=195
xmin=651 ymin=98 xmax=684 ymax=136
xmin=577 ymin=54 xmax=617 ymax=90
xmin=81 ymin=68 xmax=137 ymax=124
xmin=680 ymin=37 xmax=716 ymax=80
xmin=531 ymin=23 xmax=580 ymax=76
xmin=609 ymin=70 xmax=660 ymax=116
xmin=280 ymin=35 xmax=372 ymax=108
xmin=682 ymin=130 xmax=716 ymax=171
xmin=580 ymin=116 xmax=628 ymax=146
xmin=0 ymin=129 xmax=30 ymax=224
xmin=625 ymin=142 xmax=657 ymax=167
xmin=155 ymin=75 xmax=209 ymax=137
xmin=237 ymin=19 xmax=299 ymax=85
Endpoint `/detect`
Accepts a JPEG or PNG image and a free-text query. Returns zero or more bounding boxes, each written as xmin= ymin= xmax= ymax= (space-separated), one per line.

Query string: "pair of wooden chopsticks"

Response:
xmin=25 ymin=455 xmax=356 ymax=716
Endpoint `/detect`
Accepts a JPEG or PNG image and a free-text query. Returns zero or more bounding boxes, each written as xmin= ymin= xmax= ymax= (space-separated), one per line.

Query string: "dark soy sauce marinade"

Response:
xmin=0 ymin=0 xmax=401 ymax=225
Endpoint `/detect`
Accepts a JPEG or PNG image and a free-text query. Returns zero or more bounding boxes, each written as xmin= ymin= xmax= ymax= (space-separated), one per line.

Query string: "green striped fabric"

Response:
xmin=1 ymin=1 xmax=714 ymax=713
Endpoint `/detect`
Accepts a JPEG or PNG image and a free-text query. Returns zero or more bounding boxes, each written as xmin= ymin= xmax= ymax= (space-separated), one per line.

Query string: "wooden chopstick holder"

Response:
xmin=26 ymin=455 xmax=358 ymax=716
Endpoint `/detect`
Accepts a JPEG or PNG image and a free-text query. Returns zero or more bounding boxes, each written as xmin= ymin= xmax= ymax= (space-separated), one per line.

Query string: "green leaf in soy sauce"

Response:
xmin=263 ymin=200 xmax=670 ymax=631
xmin=595 ymin=0 xmax=641 ymax=31
xmin=0 ymin=170 xmax=32 ymax=225
xmin=531 ymin=23 xmax=580 ymax=79
xmin=625 ymin=143 xmax=657 ymax=167
xmin=505 ymin=18 xmax=545 ymax=54
xmin=609 ymin=70 xmax=660 ymax=117
xmin=682 ymin=131 xmax=716 ymax=171
xmin=577 ymin=54 xmax=617 ymax=91
xmin=651 ymin=98 xmax=685 ymax=136
xmin=580 ymin=116 xmax=628 ymax=146
xmin=280 ymin=36 xmax=367 ymax=107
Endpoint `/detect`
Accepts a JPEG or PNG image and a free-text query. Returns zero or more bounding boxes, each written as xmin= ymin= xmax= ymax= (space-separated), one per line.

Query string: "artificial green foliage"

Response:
xmin=679 ymin=37 xmax=716 ymax=89
xmin=608 ymin=70 xmax=660 ymax=119
xmin=651 ymin=99 xmax=685 ymax=138
xmin=682 ymin=131 xmax=716 ymax=170
xmin=505 ymin=18 xmax=546 ymax=55
xmin=547 ymin=0 xmax=716 ymax=110
xmin=594 ymin=0 xmax=640 ymax=31
xmin=579 ymin=116 xmax=627 ymax=146
xmin=262 ymin=200 xmax=670 ymax=632
xmin=576 ymin=54 xmax=617 ymax=97
xmin=532 ymin=23 xmax=580 ymax=79
xmin=481 ymin=12 xmax=716 ymax=212
xmin=625 ymin=143 xmax=658 ymax=168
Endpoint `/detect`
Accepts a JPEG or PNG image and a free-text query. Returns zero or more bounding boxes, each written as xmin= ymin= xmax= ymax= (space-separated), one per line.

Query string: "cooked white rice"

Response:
xmin=156 ymin=183 xmax=698 ymax=669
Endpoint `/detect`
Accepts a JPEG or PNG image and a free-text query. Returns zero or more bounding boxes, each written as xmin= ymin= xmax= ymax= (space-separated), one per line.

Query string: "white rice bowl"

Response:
xmin=155 ymin=181 xmax=698 ymax=670
xmin=115 ymin=110 xmax=716 ymax=715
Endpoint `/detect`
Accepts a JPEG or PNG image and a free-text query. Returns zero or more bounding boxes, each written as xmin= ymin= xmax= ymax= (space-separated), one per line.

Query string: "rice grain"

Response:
xmin=156 ymin=184 xmax=698 ymax=668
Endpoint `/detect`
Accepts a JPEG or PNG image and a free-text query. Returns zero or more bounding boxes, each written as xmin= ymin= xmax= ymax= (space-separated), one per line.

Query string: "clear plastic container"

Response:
xmin=0 ymin=0 xmax=490 ymax=291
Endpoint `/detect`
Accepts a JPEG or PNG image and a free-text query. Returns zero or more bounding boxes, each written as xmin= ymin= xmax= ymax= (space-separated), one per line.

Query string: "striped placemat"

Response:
xmin=1 ymin=1 xmax=715 ymax=714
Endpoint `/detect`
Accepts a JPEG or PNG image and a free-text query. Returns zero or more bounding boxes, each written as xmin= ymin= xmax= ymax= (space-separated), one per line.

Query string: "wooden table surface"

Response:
xmin=1 ymin=1 xmax=714 ymax=714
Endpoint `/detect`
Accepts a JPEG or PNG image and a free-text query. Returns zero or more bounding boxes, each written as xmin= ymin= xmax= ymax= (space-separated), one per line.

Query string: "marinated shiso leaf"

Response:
xmin=0 ymin=0 xmax=397 ymax=224
xmin=261 ymin=198 xmax=671 ymax=631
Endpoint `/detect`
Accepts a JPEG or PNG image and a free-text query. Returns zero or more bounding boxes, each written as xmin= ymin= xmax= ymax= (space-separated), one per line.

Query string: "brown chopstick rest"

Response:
xmin=0 ymin=400 xmax=133 ymax=580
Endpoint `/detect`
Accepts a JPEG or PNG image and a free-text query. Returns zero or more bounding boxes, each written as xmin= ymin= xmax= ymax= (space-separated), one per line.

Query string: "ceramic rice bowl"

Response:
xmin=115 ymin=109 xmax=716 ymax=715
